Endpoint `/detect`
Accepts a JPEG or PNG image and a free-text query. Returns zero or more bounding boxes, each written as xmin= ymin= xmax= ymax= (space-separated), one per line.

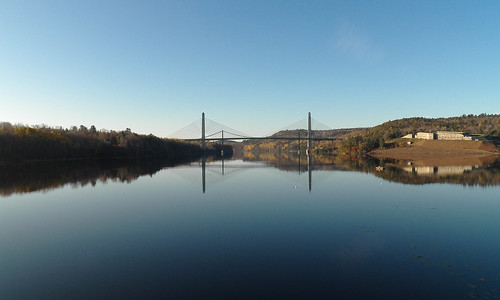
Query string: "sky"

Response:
xmin=1 ymin=0 xmax=499 ymax=137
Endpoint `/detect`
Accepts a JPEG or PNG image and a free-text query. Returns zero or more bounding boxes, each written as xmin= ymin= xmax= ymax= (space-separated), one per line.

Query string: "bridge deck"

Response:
xmin=183 ymin=137 xmax=340 ymax=141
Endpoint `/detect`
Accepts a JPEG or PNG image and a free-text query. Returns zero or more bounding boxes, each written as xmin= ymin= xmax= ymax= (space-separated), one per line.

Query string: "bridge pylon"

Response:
xmin=201 ymin=112 xmax=206 ymax=151
xmin=307 ymin=112 xmax=312 ymax=154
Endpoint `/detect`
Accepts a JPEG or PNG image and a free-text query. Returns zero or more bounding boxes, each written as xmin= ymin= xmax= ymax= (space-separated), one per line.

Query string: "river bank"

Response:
xmin=368 ymin=140 xmax=499 ymax=165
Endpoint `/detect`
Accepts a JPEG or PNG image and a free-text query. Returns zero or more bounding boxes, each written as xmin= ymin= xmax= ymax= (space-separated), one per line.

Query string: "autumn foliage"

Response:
xmin=339 ymin=114 xmax=500 ymax=154
xmin=0 ymin=123 xmax=203 ymax=163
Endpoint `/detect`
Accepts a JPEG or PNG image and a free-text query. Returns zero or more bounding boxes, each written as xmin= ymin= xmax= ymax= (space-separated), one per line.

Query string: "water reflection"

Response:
xmin=2 ymin=153 xmax=500 ymax=299
xmin=2 ymin=154 xmax=500 ymax=196
xmin=404 ymin=165 xmax=475 ymax=176
xmin=198 ymin=153 xmax=500 ymax=192
xmin=236 ymin=152 xmax=500 ymax=187
xmin=0 ymin=158 xmax=198 ymax=197
xmin=202 ymin=153 xmax=315 ymax=192
xmin=362 ymin=155 xmax=500 ymax=187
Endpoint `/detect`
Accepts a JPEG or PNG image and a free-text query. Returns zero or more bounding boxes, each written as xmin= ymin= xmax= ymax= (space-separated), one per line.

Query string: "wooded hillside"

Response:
xmin=234 ymin=128 xmax=367 ymax=155
xmin=0 ymin=122 xmax=203 ymax=163
xmin=340 ymin=114 xmax=500 ymax=153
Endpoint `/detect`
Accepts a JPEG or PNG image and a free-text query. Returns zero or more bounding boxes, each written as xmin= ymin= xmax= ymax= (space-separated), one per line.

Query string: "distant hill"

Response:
xmin=340 ymin=114 xmax=500 ymax=154
xmin=236 ymin=114 xmax=500 ymax=155
xmin=372 ymin=113 xmax=500 ymax=137
xmin=270 ymin=128 xmax=369 ymax=139
xmin=233 ymin=128 xmax=368 ymax=155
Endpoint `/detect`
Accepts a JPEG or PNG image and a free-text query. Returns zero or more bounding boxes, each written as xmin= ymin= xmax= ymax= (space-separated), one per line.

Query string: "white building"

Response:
xmin=416 ymin=132 xmax=435 ymax=140
xmin=436 ymin=131 xmax=473 ymax=140
xmin=402 ymin=131 xmax=477 ymax=141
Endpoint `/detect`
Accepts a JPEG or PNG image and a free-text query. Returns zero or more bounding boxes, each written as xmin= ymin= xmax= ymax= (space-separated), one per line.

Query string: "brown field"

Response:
xmin=369 ymin=140 xmax=499 ymax=166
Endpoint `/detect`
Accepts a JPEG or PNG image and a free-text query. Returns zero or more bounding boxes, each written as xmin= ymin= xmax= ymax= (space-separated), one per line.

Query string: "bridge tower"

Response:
xmin=307 ymin=112 xmax=312 ymax=191
xmin=307 ymin=112 xmax=312 ymax=154
xmin=201 ymin=112 xmax=206 ymax=151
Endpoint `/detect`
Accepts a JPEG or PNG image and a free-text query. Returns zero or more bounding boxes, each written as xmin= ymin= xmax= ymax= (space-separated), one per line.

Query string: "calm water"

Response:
xmin=1 ymin=157 xmax=500 ymax=299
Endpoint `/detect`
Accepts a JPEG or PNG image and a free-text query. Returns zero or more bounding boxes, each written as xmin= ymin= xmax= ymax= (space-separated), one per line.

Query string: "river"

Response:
xmin=1 ymin=155 xmax=499 ymax=299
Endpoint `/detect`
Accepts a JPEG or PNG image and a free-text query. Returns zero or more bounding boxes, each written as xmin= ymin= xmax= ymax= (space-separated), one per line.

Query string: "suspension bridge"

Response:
xmin=169 ymin=112 xmax=340 ymax=193
xmin=169 ymin=112 xmax=339 ymax=153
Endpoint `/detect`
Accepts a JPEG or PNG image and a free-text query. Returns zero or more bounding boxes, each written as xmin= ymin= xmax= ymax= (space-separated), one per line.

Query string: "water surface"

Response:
xmin=1 ymin=157 xmax=499 ymax=299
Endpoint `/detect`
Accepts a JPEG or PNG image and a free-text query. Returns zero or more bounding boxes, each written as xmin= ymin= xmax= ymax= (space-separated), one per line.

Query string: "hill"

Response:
xmin=375 ymin=114 xmax=500 ymax=136
xmin=233 ymin=128 xmax=367 ymax=155
xmin=269 ymin=128 xmax=369 ymax=139
xmin=340 ymin=114 xmax=500 ymax=154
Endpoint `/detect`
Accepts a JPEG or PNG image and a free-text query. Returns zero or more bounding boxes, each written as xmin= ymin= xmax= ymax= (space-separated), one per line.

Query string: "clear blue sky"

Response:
xmin=1 ymin=0 xmax=499 ymax=137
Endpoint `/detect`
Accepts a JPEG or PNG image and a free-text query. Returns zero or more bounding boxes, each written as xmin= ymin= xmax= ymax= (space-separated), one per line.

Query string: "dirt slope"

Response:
xmin=369 ymin=140 xmax=499 ymax=165
xmin=415 ymin=140 xmax=497 ymax=152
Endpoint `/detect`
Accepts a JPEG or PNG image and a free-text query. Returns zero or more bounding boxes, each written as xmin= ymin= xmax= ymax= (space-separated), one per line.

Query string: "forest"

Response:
xmin=233 ymin=114 xmax=500 ymax=156
xmin=339 ymin=113 xmax=500 ymax=154
xmin=233 ymin=128 xmax=365 ymax=156
xmin=0 ymin=122 xmax=205 ymax=164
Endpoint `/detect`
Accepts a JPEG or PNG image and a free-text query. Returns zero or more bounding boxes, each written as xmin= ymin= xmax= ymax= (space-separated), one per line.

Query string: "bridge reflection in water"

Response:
xmin=200 ymin=154 xmax=314 ymax=193
xmin=1 ymin=155 xmax=499 ymax=197
xmin=195 ymin=154 xmax=500 ymax=193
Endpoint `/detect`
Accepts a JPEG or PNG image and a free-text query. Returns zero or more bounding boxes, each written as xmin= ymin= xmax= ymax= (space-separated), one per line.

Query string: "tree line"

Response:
xmin=0 ymin=122 xmax=204 ymax=163
xmin=232 ymin=128 xmax=364 ymax=156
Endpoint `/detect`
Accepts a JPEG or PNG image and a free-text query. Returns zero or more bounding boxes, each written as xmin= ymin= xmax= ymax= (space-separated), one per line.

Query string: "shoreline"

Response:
xmin=368 ymin=140 xmax=499 ymax=166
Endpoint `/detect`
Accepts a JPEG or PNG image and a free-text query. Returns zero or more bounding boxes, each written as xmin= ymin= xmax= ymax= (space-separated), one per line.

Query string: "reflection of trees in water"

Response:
xmin=233 ymin=151 xmax=344 ymax=173
xmin=235 ymin=150 xmax=500 ymax=186
xmin=5 ymin=153 xmax=499 ymax=196
xmin=0 ymin=158 xmax=199 ymax=197
xmin=340 ymin=155 xmax=500 ymax=187
xmin=377 ymin=164 xmax=500 ymax=186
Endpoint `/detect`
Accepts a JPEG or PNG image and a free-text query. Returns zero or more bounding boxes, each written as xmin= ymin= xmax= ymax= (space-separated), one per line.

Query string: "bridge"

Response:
xmin=169 ymin=112 xmax=340 ymax=192
xmin=170 ymin=112 xmax=339 ymax=153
